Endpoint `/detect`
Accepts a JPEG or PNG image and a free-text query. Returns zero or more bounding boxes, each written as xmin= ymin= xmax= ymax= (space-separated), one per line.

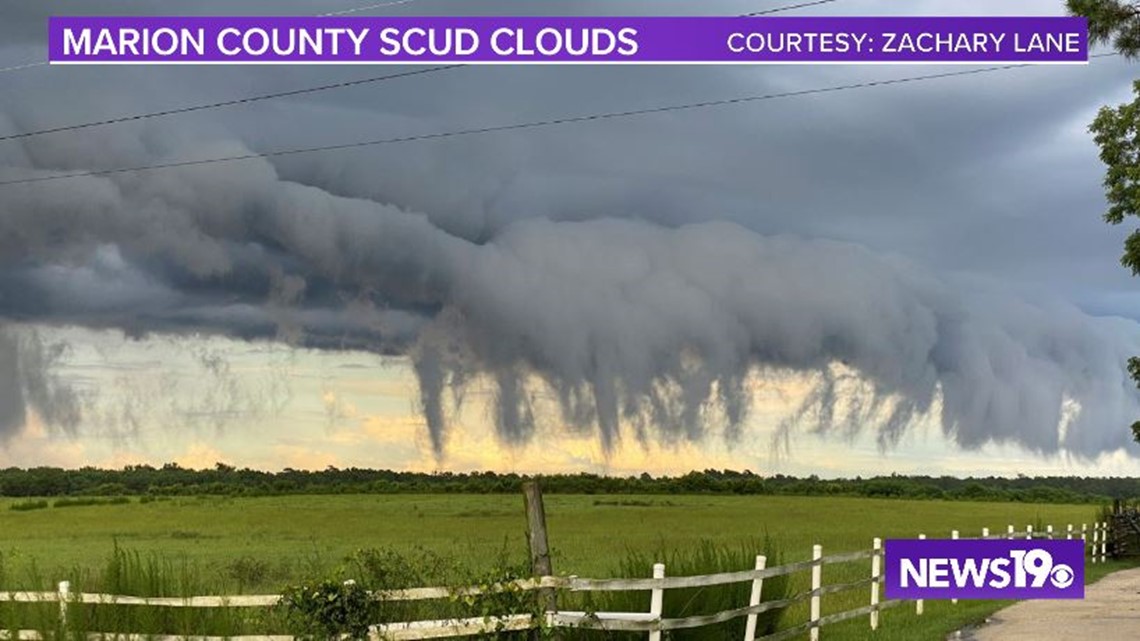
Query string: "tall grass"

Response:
xmin=1 ymin=557 xmax=67 ymax=638
xmin=4 ymin=545 xmax=274 ymax=637
xmin=4 ymin=539 xmax=786 ymax=639
xmin=3 ymin=542 xmax=545 ymax=639
xmin=569 ymin=538 xmax=789 ymax=640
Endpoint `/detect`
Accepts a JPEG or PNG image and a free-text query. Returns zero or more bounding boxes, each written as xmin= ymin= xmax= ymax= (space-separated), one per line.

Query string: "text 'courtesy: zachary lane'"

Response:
xmin=726 ymin=30 xmax=1083 ymax=55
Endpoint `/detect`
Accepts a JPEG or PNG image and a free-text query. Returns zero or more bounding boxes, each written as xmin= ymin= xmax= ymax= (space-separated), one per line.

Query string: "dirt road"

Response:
xmin=964 ymin=567 xmax=1140 ymax=640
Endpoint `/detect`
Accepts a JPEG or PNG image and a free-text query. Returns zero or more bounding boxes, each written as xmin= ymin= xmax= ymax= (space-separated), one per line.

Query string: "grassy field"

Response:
xmin=0 ymin=494 xmax=1125 ymax=640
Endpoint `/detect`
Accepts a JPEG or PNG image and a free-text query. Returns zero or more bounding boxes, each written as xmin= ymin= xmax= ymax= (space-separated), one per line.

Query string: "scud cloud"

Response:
xmin=376 ymin=27 xmax=640 ymax=58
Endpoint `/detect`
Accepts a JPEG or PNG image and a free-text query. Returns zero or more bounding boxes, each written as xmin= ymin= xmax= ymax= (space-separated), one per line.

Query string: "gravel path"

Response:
xmin=962 ymin=568 xmax=1140 ymax=640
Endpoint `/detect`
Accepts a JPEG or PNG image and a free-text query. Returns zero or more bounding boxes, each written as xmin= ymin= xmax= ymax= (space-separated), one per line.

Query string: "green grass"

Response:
xmin=0 ymin=494 xmax=1125 ymax=639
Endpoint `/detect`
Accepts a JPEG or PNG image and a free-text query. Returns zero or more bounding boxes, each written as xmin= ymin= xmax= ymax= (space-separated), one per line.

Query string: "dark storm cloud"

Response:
xmin=0 ymin=0 xmax=1138 ymax=458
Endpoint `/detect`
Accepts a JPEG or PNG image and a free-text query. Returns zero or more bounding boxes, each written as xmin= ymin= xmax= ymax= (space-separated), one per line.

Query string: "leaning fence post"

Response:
xmin=744 ymin=555 xmax=767 ymax=641
xmin=916 ymin=535 xmax=925 ymax=616
xmin=522 ymin=481 xmax=557 ymax=619
xmin=951 ymin=531 xmax=959 ymax=605
xmin=58 ymin=580 xmax=69 ymax=630
xmin=870 ymin=538 xmax=881 ymax=631
xmin=810 ymin=545 xmax=822 ymax=641
xmin=649 ymin=563 xmax=665 ymax=641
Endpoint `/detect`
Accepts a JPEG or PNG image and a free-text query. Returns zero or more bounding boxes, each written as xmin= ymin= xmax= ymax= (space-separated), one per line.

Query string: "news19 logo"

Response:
xmin=885 ymin=539 xmax=1085 ymax=600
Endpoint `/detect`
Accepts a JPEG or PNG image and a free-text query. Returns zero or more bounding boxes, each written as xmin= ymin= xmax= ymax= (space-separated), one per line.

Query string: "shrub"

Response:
xmin=451 ymin=548 xmax=543 ymax=640
xmin=9 ymin=500 xmax=48 ymax=512
xmin=226 ymin=557 xmax=272 ymax=591
xmin=282 ymin=543 xmax=543 ymax=639
xmin=53 ymin=497 xmax=131 ymax=508
xmin=343 ymin=547 xmax=457 ymax=591
xmin=278 ymin=580 xmax=373 ymax=640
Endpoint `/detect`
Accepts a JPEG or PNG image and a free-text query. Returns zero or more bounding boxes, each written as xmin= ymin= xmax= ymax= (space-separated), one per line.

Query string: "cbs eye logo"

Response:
xmin=1049 ymin=563 xmax=1075 ymax=589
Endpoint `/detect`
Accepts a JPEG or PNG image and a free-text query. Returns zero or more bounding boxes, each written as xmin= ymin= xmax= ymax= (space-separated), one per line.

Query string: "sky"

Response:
xmin=0 ymin=0 xmax=1139 ymax=477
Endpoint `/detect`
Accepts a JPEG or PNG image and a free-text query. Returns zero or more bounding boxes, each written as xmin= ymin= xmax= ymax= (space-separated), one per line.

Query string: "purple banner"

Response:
xmin=885 ymin=539 xmax=1085 ymax=601
xmin=48 ymin=16 xmax=1088 ymax=65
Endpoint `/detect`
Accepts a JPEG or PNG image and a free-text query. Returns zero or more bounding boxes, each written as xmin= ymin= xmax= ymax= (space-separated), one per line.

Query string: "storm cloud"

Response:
xmin=0 ymin=0 xmax=1138 ymax=460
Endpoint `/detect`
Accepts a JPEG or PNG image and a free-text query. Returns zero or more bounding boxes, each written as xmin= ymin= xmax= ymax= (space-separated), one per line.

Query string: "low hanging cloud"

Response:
xmin=1 ymin=9 xmax=1139 ymax=463
xmin=0 ymin=117 xmax=1138 ymax=461
xmin=0 ymin=329 xmax=82 ymax=441
xmin=417 ymin=218 xmax=1140 ymax=458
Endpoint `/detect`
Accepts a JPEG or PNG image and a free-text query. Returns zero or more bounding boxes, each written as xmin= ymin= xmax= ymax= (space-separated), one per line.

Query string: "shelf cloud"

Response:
xmin=2 ymin=0 xmax=1139 ymax=463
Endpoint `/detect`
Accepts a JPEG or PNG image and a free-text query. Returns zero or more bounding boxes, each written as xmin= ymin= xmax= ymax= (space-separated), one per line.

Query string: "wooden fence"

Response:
xmin=0 ymin=521 xmax=1111 ymax=641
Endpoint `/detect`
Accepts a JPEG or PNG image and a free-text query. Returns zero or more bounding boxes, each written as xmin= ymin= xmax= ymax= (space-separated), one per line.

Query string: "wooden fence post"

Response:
xmin=810 ymin=545 xmax=822 ymax=641
xmin=1047 ymin=525 xmax=1054 ymax=540
xmin=870 ymin=539 xmax=881 ymax=631
xmin=58 ymin=580 xmax=69 ymax=630
xmin=522 ymin=480 xmax=557 ymax=635
xmin=951 ymin=531 xmax=959 ymax=605
xmin=916 ymin=535 xmax=925 ymax=616
xmin=982 ymin=527 xmax=990 ymax=539
xmin=1007 ymin=525 xmax=1015 ymax=540
xmin=1092 ymin=524 xmax=1099 ymax=564
xmin=744 ymin=555 xmax=766 ymax=641
xmin=649 ymin=563 xmax=665 ymax=641
xmin=1101 ymin=522 xmax=1108 ymax=563
xmin=1026 ymin=525 xmax=1033 ymax=540
xmin=1067 ymin=524 xmax=1073 ymax=541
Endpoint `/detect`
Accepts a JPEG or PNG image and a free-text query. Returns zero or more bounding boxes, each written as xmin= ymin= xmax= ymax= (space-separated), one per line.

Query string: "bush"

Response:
xmin=451 ymin=548 xmax=542 ymax=639
xmin=278 ymin=580 xmax=373 ymax=640
xmin=225 ymin=557 xmax=272 ymax=591
xmin=279 ymin=543 xmax=543 ymax=639
xmin=343 ymin=547 xmax=458 ymax=591
xmin=9 ymin=500 xmax=48 ymax=512
xmin=53 ymin=497 xmax=131 ymax=508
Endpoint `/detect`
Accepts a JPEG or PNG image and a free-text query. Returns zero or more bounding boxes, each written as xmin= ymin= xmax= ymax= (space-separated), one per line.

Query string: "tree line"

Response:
xmin=0 ymin=464 xmax=1132 ymax=504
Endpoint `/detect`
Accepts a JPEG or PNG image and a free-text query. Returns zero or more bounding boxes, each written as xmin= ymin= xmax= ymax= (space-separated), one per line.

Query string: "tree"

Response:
xmin=1068 ymin=1 xmax=1140 ymax=441
xmin=1069 ymin=0 xmax=1140 ymax=55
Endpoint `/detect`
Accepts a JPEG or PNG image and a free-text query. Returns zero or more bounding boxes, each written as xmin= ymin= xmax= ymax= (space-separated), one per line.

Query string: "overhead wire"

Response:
xmin=0 ymin=65 xmax=463 ymax=143
xmin=0 ymin=0 xmax=1113 ymax=191
xmin=744 ymin=0 xmax=839 ymax=16
xmin=0 ymin=53 xmax=1119 ymax=189
xmin=0 ymin=0 xmax=842 ymax=142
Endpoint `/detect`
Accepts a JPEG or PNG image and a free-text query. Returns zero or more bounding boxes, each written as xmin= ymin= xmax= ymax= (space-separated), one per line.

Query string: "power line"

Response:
xmin=0 ymin=58 xmax=1111 ymax=189
xmin=0 ymin=61 xmax=47 ymax=74
xmin=321 ymin=0 xmax=423 ymax=16
xmin=745 ymin=0 xmax=839 ymax=16
xmin=0 ymin=0 xmax=841 ymax=141
xmin=0 ymin=65 xmax=462 ymax=143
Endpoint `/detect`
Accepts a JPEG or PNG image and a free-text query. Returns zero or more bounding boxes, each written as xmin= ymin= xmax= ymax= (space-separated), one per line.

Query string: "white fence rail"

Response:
xmin=0 ymin=521 xmax=1111 ymax=641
